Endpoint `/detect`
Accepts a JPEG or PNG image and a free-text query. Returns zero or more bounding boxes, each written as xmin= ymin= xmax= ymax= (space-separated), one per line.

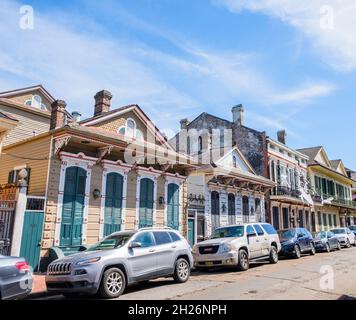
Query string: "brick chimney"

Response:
xmin=50 ymin=100 xmax=67 ymax=130
xmin=180 ymin=118 xmax=190 ymax=130
xmin=232 ymin=104 xmax=244 ymax=126
xmin=277 ymin=130 xmax=287 ymax=145
xmin=94 ymin=90 xmax=112 ymax=117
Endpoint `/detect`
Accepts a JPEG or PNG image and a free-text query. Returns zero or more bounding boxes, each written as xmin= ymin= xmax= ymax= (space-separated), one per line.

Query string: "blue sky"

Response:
xmin=0 ymin=0 xmax=355 ymax=168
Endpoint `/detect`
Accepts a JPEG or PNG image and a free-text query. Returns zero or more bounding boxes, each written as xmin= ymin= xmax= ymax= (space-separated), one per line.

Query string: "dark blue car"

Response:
xmin=278 ymin=228 xmax=316 ymax=259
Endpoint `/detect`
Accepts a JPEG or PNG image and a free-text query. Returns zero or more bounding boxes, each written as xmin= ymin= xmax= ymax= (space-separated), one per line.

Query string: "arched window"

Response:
xmin=126 ymin=118 xmax=136 ymax=138
xmin=24 ymin=95 xmax=48 ymax=111
xmin=117 ymin=118 xmax=144 ymax=140
xmin=198 ymin=136 xmax=203 ymax=153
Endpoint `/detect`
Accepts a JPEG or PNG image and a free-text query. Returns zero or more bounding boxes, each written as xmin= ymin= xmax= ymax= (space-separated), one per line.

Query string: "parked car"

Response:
xmin=278 ymin=228 xmax=316 ymax=258
xmin=46 ymin=228 xmax=193 ymax=299
xmin=330 ymin=228 xmax=356 ymax=248
xmin=313 ymin=231 xmax=341 ymax=252
xmin=349 ymin=226 xmax=356 ymax=236
xmin=192 ymin=223 xmax=281 ymax=272
xmin=0 ymin=254 xmax=33 ymax=300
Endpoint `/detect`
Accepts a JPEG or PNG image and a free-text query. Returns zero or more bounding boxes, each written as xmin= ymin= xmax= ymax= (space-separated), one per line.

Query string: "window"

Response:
xmin=228 ymin=194 xmax=235 ymax=216
xmin=211 ymin=191 xmax=220 ymax=215
xmin=26 ymin=197 xmax=45 ymax=211
xmin=253 ymin=224 xmax=265 ymax=236
xmin=323 ymin=213 xmax=327 ymax=228
xmin=328 ymin=214 xmax=332 ymax=227
xmin=8 ymin=168 xmax=30 ymax=185
xmin=318 ymin=211 xmax=322 ymax=227
xmin=169 ymin=232 xmax=181 ymax=242
xmin=198 ymin=136 xmax=203 ymax=153
xmin=153 ymin=232 xmax=172 ymax=245
xmin=133 ymin=232 xmax=155 ymax=248
xmin=118 ymin=126 xmax=126 ymax=135
xmin=246 ymin=225 xmax=256 ymax=236
xmin=298 ymin=210 xmax=304 ymax=227
xmin=126 ymin=119 xmax=135 ymax=137
xmin=233 ymin=156 xmax=237 ymax=168
xmin=261 ymin=224 xmax=277 ymax=235
xmin=24 ymin=95 xmax=48 ymax=111
xmin=118 ymin=118 xmax=144 ymax=140
xmin=272 ymin=207 xmax=280 ymax=230
xmin=282 ymin=208 xmax=289 ymax=229
xmin=333 ymin=215 xmax=337 ymax=227
xmin=187 ymin=136 xmax=191 ymax=154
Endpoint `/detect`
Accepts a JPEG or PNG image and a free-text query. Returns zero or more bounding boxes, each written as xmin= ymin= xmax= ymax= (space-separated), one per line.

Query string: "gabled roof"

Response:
xmin=330 ymin=159 xmax=341 ymax=170
xmin=297 ymin=146 xmax=323 ymax=162
xmin=330 ymin=159 xmax=348 ymax=176
xmin=0 ymin=84 xmax=55 ymax=103
xmin=81 ymin=104 xmax=174 ymax=152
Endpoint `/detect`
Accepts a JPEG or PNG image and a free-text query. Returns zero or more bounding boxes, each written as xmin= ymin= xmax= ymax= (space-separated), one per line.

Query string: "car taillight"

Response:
xmin=15 ymin=261 xmax=30 ymax=272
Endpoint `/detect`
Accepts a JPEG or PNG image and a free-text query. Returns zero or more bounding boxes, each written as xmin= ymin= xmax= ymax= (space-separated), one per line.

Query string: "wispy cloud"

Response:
xmin=214 ymin=0 xmax=356 ymax=72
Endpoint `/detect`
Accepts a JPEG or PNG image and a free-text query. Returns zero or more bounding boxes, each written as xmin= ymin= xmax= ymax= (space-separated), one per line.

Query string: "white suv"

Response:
xmin=192 ymin=223 xmax=281 ymax=271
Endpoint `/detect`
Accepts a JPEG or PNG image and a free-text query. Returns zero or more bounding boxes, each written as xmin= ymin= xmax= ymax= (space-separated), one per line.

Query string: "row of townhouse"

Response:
xmin=0 ymin=85 xmax=355 ymax=272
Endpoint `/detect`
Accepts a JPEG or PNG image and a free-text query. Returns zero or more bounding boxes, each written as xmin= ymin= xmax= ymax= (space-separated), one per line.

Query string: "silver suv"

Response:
xmin=192 ymin=223 xmax=281 ymax=271
xmin=46 ymin=228 xmax=193 ymax=299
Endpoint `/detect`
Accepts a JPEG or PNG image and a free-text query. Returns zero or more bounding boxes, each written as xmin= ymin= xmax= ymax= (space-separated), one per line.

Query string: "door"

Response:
xmin=139 ymin=178 xmax=154 ymax=229
xmin=188 ymin=218 xmax=195 ymax=246
xmin=272 ymin=207 xmax=280 ymax=230
xmin=253 ymin=224 xmax=269 ymax=256
xmin=228 ymin=194 xmax=236 ymax=225
xmin=153 ymin=231 xmax=176 ymax=274
xmin=211 ymin=191 xmax=220 ymax=231
xmin=246 ymin=225 xmax=261 ymax=258
xmin=104 ymin=173 xmax=123 ymax=236
xmin=19 ymin=211 xmax=44 ymax=271
xmin=128 ymin=231 xmax=157 ymax=280
xmin=167 ymin=183 xmax=179 ymax=230
xmin=282 ymin=208 xmax=289 ymax=229
xmin=60 ymin=166 xmax=87 ymax=246
xmin=242 ymin=196 xmax=249 ymax=223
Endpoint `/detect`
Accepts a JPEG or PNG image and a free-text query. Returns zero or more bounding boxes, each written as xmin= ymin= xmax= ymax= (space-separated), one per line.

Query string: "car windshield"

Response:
xmin=87 ymin=234 xmax=134 ymax=251
xmin=330 ymin=229 xmax=345 ymax=235
xmin=313 ymin=232 xmax=327 ymax=239
xmin=211 ymin=226 xmax=244 ymax=239
xmin=349 ymin=226 xmax=356 ymax=231
xmin=278 ymin=229 xmax=296 ymax=240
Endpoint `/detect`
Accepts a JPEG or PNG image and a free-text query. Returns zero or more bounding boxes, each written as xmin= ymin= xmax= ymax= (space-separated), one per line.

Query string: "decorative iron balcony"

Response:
xmin=271 ymin=186 xmax=302 ymax=199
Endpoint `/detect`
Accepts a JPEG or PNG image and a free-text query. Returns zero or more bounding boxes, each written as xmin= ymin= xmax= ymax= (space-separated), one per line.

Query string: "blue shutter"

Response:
xmin=139 ymin=178 xmax=154 ymax=228
xmin=167 ymin=183 xmax=179 ymax=230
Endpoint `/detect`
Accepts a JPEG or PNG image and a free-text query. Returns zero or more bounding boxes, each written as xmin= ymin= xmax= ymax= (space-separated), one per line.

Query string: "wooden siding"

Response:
xmin=0 ymin=103 xmax=50 ymax=146
xmin=0 ymin=135 xmax=51 ymax=196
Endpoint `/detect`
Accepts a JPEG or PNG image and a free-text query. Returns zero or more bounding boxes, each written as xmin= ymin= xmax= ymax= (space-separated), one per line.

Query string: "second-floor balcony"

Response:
xmin=271 ymin=186 xmax=302 ymax=199
xmin=315 ymin=192 xmax=356 ymax=209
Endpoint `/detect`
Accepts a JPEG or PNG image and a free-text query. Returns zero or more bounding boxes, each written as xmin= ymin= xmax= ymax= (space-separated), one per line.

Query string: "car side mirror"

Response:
xmin=129 ymin=241 xmax=142 ymax=249
xmin=298 ymin=234 xmax=303 ymax=238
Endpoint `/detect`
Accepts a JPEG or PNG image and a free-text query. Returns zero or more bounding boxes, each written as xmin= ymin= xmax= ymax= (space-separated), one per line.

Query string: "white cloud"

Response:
xmin=215 ymin=0 xmax=356 ymax=72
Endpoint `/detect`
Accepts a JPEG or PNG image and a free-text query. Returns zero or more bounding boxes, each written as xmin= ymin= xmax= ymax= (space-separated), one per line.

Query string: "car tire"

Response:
xmin=310 ymin=243 xmax=316 ymax=255
xmin=237 ymin=249 xmax=249 ymax=271
xmin=325 ymin=243 xmax=330 ymax=253
xmin=294 ymin=245 xmax=301 ymax=259
xmin=173 ymin=258 xmax=190 ymax=283
xmin=346 ymin=239 xmax=351 ymax=248
xmin=99 ymin=268 xmax=126 ymax=299
xmin=269 ymin=246 xmax=278 ymax=264
xmin=337 ymin=242 xmax=341 ymax=251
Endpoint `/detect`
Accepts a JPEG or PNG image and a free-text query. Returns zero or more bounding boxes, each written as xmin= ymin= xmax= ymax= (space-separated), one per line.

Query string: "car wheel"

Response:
xmin=325 ymin=243 xmax=330 ymax=253
xmin=269 ymin=246 xmax=278 ymax=264
xmin=173 ymin=258 xmax=190 ymax=283
xmin=346 ymin=239 xmax=351 ymax=248
xmin=237 ymin=249 xmax=249 ymax=271
xmin=337 ymin=242 xmax=341 ymax=251
xmin=294 ymin=245 xmax=301 ymax=259
xmin=99 ymin=268 xmax=126 ymax=299
xmin=310 ymin=243 xmax=316 ymax=255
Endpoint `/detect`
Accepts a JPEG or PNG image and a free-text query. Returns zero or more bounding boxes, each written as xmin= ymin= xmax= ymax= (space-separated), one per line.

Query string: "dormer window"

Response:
xmin=24 ymin=95 xmax=48 ymax=111
xmin=117 ymin=118 xmax=144 ymax=141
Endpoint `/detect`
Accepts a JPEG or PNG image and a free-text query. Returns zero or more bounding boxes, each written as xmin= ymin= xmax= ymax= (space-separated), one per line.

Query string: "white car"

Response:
xmin=192 ymin=223 xmax=281 ymax=271
xmin=330 ymin=228 xmax=356 ymax=248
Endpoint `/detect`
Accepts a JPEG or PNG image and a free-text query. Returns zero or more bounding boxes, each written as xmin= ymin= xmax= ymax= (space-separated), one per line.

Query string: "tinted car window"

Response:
xmin=169 ymin=232 xmax=181 ymax=242
xmin=246 ymin=225 xmax=256 ymax=236
xmin=211 ymin=226 xmax=244 ymax=239
xmin=133 ymin=232 xmax=155 ymax=248
xmin=261 ymin=224 xmax=277 ymax=235
xmin=253 ymin=224 xmax=265 ymax=236
xmin=278 ymin=229 xmax=296 ymax=240
xmin=153 ymin=232 xmax=172 ymax=245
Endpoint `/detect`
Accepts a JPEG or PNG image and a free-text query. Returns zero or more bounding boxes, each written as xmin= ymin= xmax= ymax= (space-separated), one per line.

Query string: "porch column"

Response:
xmin=10 ymin=185 xmax=27 ymax=256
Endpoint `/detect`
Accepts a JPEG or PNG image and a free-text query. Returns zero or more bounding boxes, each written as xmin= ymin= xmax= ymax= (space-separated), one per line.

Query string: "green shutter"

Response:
xmin=104 ymin=173 xmax=123 ymax=236
xmin=60 ymin=167 xmax=86 ymax=246
xmin=139 ymin=178 xmax=154 ymax=228
xmin=167 ymin=183 xmax=179 ymax=230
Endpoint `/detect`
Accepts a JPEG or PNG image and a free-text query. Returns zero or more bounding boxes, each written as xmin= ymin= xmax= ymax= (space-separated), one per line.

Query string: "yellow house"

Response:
xmin=298 ymin=147 xmax=356 ymax=231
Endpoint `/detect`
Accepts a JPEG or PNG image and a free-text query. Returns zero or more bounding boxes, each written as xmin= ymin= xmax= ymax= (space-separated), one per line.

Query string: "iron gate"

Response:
xmin=0 ymin=186 xmax=17 ymax=256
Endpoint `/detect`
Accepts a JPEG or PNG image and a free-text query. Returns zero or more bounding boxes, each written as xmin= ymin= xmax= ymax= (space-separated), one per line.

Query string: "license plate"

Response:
xmin=205 ymin=261 xmax=214 ymax=267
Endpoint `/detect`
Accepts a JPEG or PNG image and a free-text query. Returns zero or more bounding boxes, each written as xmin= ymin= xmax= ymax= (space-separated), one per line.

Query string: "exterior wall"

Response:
xmin=313 ymin=205 xmax=341 ymax=232
xmin=0 ymin=104 xmax=50 ymax=146
xmin=0 ymin=135 xmax=52 ymax=196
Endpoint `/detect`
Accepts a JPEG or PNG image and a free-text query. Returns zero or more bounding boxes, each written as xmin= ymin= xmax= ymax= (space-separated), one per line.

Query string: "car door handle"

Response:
xmin=171 ymin=245 xmax=177 ymax=249
xmin=149 ymin=249 xmax=155 ymax=253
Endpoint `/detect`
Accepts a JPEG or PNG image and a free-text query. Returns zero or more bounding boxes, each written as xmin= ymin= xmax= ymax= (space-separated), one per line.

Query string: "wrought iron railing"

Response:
xmin=271 ymin=186 xmax=301 ymax=199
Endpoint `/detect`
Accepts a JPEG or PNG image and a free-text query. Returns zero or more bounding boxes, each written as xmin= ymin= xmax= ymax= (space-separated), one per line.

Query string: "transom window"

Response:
xmin=24 ymin=95 xmax=48 ymax=111
xmin=118 ymin=118 xmax=144 ymax=141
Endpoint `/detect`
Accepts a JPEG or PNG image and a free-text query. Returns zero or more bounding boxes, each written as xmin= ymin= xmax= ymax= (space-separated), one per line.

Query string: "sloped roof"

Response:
xmin=0 ymin=84 xmax=55 ymax=102
xmin=297 ymin=146 xmax=322 ymax=162
xmin=330 ymin=159 xmax=342 ymax=170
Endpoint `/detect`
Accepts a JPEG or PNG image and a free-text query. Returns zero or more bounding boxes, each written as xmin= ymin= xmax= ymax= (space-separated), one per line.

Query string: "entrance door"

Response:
xmin=188 ymin=218 xmax=195 ymax=247
xmin=60 ymin=167 xmax=87 ymax=246
xmin=104 ymin=173 xmax=123 ymax=236
xmin=139 ymin=178 xmax=154 ymax=228
xmin=167 ymin=183 xmax=179 ymax=230
xmin=20 ymin=211 xmax=44 ymax=271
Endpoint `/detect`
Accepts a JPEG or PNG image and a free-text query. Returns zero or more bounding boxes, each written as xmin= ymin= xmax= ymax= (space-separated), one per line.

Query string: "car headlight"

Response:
xmin=220 ymin=243 xmax=232 ymax=253
xmin=191 ymin=245 xmax=198 ymax=254
xmin=76 ymin=257 xmax=101 ymax=266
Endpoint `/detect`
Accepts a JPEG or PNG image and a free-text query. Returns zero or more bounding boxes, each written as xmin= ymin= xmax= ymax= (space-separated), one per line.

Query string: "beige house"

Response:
xmin=0 ymin=86 xmax=194 ymax=271
xmin=298 ymin=147 xmax=356 ymax=231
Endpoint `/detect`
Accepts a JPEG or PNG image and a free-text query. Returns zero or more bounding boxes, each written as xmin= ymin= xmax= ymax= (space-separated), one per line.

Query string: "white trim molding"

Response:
xmin=99 ymin=160 xmax=132 ymax=238
xmin=54 ymin=152 xmax=97 ymax=246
